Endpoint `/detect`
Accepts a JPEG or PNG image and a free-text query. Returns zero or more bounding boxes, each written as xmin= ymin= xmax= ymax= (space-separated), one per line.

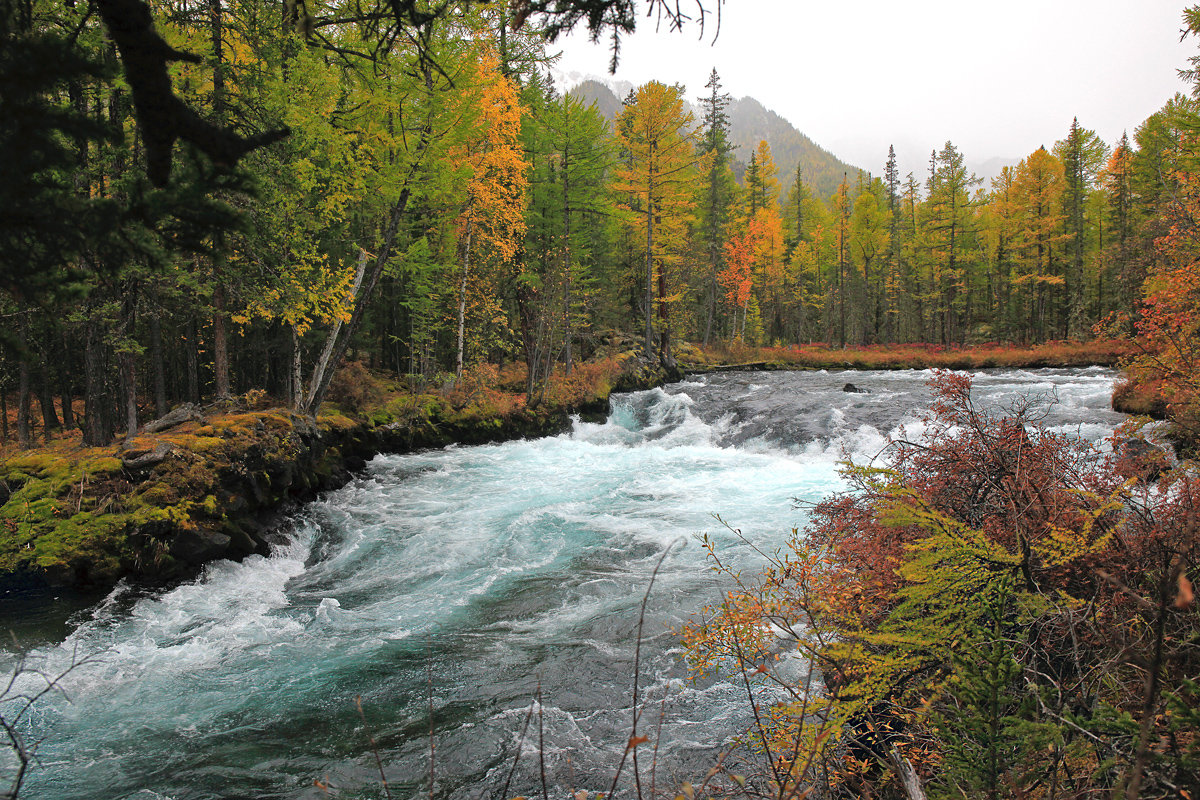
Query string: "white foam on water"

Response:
xmin=6 ymin=367 xmax=1124 ymax=800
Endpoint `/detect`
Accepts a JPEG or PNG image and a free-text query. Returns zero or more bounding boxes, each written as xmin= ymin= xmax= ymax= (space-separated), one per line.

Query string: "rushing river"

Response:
xmin=4 ymin=368 xmax=1126 ymax=800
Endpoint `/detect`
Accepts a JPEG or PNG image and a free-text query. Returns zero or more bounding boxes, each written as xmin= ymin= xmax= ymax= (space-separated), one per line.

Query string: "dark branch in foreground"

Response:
xmin=92 ymin=0 xmax=289 ymax=185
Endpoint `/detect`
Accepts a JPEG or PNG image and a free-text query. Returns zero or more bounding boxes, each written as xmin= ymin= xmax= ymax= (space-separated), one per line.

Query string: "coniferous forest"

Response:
xmin=4 ymin=0 xmax=1200 ymax=799
xmin=2 ymin=0 xmax=1194 ymax=442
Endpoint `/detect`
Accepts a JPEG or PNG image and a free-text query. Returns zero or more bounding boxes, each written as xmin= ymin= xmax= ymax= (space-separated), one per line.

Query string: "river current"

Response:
xmin=4 ymin=368 xmax=1125 ymax=800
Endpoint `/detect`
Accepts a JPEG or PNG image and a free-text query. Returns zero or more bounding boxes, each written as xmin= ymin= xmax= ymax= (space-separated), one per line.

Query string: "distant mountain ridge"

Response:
xmin=566 ymin=79 xmax=864 ymax=199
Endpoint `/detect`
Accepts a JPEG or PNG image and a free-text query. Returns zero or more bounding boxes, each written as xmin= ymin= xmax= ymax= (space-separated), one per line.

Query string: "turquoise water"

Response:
xmin=3 ymin=368 xmax=1124 ymax=799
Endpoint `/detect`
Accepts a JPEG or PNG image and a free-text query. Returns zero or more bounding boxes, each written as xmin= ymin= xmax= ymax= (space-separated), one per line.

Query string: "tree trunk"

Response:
xmin=213 ymin=282 xmax=230 ymax=400
xmin=57 ymin=331 xmax=75 ymax=430
xmin=120 ymin=351 xmax=138 ymax=442
xmin=290 ymin=325 xmax=303 ymax=411
xmin=456 ymin=220 xmax=473 ymax=380
xmin=186 ymin=316 xmax=200 ymax=404
xmin=150 ymin=314 xmax=167 ymax=417
xmin=1 ymin=379 xmax=9 ymax=442
xmin=888 ymin=747 xmax=928 ymax=800
xmin=644 ymin=153 xmax=655 ymax=360
xmin=17 ymin=359 xmax=31 ymax=450
xmin=38 ymin=362 xmax=61 ymax=439
xmin=562 ymin=157 xmax=573 ymax=375
xmin=305 ymin=248 xmax=368 ymax=412
xmin=83 ymin=318 xmax=115 ymax=447
xmin=657 ymin=263 xmax=672 ymax=366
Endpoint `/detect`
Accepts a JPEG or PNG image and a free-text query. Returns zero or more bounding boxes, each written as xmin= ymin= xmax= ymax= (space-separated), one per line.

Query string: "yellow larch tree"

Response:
xmin=453 ymin=49 xmax=529 ymax=379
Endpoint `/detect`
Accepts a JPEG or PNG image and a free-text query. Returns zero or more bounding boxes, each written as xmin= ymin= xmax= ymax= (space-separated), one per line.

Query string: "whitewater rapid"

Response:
xmin=2 ymin=368 xmax=1125 ymax=799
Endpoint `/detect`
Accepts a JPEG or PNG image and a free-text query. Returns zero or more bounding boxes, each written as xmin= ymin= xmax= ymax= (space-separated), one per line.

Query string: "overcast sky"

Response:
xmin=552 ymin=0 xmax=1194 ymax=178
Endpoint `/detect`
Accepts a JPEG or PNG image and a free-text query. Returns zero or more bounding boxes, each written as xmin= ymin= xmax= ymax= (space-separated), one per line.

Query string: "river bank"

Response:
xmin=5 ymin=366 xmax=1135 ymax=800
xmin=0 ymin=340 xmax=1137 ymax=593
xmin=0 ymin=354 xmax=676 ymax=591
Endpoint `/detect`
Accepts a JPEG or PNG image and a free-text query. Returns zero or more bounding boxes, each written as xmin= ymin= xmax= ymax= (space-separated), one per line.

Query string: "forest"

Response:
xmin=4 ymin=0 xmax=1200 ymax=798
xmin=2 ymin=0 xmax=1194 ymax=449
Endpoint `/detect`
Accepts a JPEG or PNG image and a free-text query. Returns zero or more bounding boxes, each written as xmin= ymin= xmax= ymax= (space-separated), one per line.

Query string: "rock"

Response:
xmin=170 ymin=529 xmax=231 ymax=564
xmin=121 ymin=442 xmax=175 ymax=470
xmin=143 ymin=403 xmax=203 ymax=434
xmin=1116 ymin=437 xmax=1170 ymax=483
xmin=843 ymin=383 xmax=868 ymax=394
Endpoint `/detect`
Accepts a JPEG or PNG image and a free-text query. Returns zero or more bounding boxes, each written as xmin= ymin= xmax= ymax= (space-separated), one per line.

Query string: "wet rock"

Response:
xmin=843 ymin=383 xmax=868 ymax=393
xmin=170 ymin=529 xmax=232 ymax=564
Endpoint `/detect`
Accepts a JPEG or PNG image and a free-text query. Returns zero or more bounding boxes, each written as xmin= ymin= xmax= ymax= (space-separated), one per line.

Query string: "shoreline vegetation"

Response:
xmin=0 ymin=339 xmax=1143 ymax=594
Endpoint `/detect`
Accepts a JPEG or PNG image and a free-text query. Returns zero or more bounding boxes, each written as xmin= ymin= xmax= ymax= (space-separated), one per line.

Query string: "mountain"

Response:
xmin=727 ymin=96 xmax=863 ymax=200
xmin=568 ymin=79 xmax=625 ymax=122
xmin=969 ymin=156 xmax=1019 ymax=188
xmin=565 ymin=80 xmax=863 ymax=200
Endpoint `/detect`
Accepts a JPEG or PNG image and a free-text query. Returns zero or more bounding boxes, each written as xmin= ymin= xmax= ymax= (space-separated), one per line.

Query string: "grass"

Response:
xmin=677 ymin=339 xmax=1135 ymax=371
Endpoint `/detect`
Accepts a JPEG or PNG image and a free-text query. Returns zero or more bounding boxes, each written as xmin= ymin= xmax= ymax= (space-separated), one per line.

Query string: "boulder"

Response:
xmin=170 ymin=529 xmax=231 ymax=564
xmin=843 ymin=383 xmax=868 ymax=394
xmin=144 ymin=403 xmax=203 ymax=434
xmin=121 ymin=442 xmax=175 ymax=470
xmin=1116 ymin=437 xmax=1170 ymax=483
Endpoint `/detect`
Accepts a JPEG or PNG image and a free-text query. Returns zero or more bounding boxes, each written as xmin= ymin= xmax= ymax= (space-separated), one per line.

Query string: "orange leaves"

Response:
xmin=456 ymin=50 xmax=529 ymax=266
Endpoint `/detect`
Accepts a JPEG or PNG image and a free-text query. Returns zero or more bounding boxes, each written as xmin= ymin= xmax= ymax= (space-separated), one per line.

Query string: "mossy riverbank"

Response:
xmin=0 ymin=354 xmax=677 ymax=592
xmin=0 ymin=341 xmax=1138 ymax=594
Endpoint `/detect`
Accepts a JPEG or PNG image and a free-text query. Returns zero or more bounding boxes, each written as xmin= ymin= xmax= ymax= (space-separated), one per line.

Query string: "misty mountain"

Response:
xmin=726 ymin=96 xmax=863 ymax=199
xmin=566 ymin=80 xmax=863 ymax=200
xmin=568 ymin=79 xmax=625 ymax=123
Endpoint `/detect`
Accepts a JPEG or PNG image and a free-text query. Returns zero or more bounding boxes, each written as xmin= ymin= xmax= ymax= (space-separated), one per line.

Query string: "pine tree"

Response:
xmin=695 ymin=69 xmax=737 ymax=346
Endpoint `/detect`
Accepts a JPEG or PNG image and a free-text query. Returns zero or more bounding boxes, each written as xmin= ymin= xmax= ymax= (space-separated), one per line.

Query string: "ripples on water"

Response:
xmin=3 ymin=368 xmax=1125 ymax=799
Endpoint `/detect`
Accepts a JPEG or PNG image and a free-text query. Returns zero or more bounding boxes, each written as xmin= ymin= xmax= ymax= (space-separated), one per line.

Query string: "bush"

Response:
xmin=683 ymin=371 xmax=1200 ymax=799
xmin=326 ymin=361 xmax=386 ymax=415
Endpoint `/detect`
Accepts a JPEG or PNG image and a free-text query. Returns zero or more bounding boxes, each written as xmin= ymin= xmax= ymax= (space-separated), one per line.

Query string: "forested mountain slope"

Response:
xmin=568 ymin=80 xmax=862 ymax=197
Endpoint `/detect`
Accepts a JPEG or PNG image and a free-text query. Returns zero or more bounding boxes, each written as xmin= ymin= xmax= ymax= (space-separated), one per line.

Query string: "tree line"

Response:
xmin=0 ymin=0 xmax=1194 ymax=450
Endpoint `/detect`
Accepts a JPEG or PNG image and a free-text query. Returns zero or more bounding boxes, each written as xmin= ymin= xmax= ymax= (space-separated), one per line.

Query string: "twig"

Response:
xmin=538 ymin=682 xmax=549 ymax=800
xmin=428 ymin=647 xmax=435 ymax=800
xmin=498 ymin=697 xmax=537 ymax=800
xmin=355 ymin=696 xmax=391 ymax=800
xmin=608 ymin=539 xmax=681 ymax=798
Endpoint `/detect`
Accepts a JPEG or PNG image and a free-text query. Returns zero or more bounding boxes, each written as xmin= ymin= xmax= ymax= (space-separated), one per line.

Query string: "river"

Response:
xmin=4 ymin=368 xmax=1126 ymax=799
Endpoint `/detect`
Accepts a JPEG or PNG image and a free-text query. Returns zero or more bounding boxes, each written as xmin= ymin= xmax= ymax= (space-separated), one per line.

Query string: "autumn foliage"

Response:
xmin=683 ymin=371 xmax=1200 ymax=799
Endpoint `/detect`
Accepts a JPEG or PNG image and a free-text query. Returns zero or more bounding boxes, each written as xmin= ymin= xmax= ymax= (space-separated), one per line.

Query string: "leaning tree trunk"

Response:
xmin=304 ymin=248 xmax=367 ymax=413
xmin=455 ymin=219 xmax=473 ymax=381
xmin=303 ymin=195 xmax=409 ymax=417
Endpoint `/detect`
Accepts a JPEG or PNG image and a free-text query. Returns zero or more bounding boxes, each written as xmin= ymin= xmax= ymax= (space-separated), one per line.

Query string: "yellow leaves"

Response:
xmin=454 ymin=50 xmax=528 ymax=267
xmin=1031 ymin=479 xmax=1129 ymax=567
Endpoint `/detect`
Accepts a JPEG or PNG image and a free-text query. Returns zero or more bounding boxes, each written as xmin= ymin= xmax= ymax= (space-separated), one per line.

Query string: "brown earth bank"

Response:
xmin=0 ymin=340 xmax=1137 ymax=594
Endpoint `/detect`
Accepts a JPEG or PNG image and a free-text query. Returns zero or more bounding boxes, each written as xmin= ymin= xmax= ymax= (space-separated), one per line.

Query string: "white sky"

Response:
xmin=552 ymin=0 xmax=1194 ymax=178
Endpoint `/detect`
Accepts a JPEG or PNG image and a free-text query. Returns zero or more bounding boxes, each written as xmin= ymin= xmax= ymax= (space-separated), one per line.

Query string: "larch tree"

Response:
xmin=453 ymin=50 xmax=529 ymax=379
xmin=1011 ymin=146 xmax=1068 ymax=342
xmin=1053 ymin=117 xmax=1109 ymax=336
xmin=615 ymin=80 xmax=707 ymax=365
xmin=925 ymin=141 xmax=978 ymax=344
